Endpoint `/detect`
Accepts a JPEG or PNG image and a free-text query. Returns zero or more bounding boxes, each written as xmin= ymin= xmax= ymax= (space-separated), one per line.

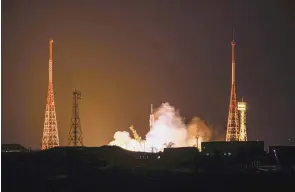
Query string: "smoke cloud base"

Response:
xmin=109 ymin=103 xmax=212 ymax=152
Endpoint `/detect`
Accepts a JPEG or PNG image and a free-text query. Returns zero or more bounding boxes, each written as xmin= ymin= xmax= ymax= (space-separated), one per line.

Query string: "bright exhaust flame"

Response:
xmin=109 ymin=103 xmax=212 ymax=152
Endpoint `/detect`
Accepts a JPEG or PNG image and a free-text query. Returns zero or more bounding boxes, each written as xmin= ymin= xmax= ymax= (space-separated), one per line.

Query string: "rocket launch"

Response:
xmin=109 ymin=103 xmax=212 ymax=152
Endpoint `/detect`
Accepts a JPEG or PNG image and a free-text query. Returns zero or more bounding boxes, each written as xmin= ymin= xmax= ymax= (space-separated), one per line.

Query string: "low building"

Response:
xmin=2 ymin=144 xmax=29 ymax=152
xmin=199 ymin=141 xmax=265 ymax=169
xmin=162 ymin=147 xmax=199 ymax=168
xmin=201 ymin=141 xmax=264 ymax=157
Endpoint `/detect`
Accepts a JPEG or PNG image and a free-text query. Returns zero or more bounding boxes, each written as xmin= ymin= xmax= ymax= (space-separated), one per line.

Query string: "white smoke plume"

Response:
xmin=109 ymin=131 xmax=145 ymax=151
xmin=109 ymin=103 xmax=212 ymax=152
xmin=109 ymin=131 xmax=131 ymax=146
xmin=145 ymin=103 xmax=188 ymax=150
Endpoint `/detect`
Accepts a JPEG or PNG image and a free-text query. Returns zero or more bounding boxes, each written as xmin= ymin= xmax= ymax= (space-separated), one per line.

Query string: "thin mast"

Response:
xmin=49 ymin=39 xmax=53 ymax=83
xmin=231 ymin=28 xmax=236 ymax=85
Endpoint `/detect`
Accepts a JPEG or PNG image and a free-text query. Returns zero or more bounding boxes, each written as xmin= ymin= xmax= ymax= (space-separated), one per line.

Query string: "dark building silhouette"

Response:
xmin=201 ymin=141 xmax=264 ymax=156
xmin=2 ymin=144 xmax=29 ymax=152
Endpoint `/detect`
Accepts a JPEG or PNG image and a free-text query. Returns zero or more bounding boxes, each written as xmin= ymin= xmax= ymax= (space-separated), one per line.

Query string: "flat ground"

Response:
xmin=2 ymin=150 xmax=295 ymax=192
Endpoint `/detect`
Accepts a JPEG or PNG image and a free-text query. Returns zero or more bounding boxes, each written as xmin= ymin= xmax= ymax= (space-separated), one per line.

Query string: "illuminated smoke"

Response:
xmin=109 ymin=131 xmax=131 ymax=146
xmin=145 ymin=103 xmax=187 ymax=150
xmin=109 ymin=103 xmax=212 ymax=152
xmin=109 ymin=131 xmax=146 ymax=151
xmin=187 ymin=117 xmax=212 ymax=150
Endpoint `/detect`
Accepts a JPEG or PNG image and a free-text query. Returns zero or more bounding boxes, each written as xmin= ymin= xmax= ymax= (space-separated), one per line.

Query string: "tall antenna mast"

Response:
xmin=231 ymin=28 xmax=235 ymax=85
xmin=41 ymin=39 xmax=59 ymax=150
xmin=68 ymin=90 xmax=83 ymax=146
xmin=49 ymin=40 xmax=53 ymax=83
xmin=226 ymin=29 xmax=240 ymax=141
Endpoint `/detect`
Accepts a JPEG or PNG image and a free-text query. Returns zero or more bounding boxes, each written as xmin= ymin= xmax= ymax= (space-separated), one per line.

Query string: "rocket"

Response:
xmin=149 ymin=104 xmax=155 ymax=130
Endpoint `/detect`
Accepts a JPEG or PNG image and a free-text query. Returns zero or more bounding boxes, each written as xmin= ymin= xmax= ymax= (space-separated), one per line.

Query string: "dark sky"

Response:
xmin=2 ymin=0 xmax=295 ymax=149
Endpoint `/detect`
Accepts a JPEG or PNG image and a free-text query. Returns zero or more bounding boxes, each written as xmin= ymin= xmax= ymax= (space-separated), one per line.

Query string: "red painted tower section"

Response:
xmin=226 ymin=30 xmax=240 ymax=141
xmin=41 ymin=40 xmax=59 ymax=150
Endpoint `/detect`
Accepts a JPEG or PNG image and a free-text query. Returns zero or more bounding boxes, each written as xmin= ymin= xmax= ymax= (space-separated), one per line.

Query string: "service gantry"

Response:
xmin=238 ymin=98 xmax=248 ymax=141
xmin=129 ymin=125 xmax=141 ymax=141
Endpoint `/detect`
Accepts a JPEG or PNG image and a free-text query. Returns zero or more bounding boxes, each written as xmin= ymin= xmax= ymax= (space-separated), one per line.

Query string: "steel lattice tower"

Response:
xmin=226 ymin=30 xmax=240 ymax=141
xmin=68 ymin=90 xmax=83 ymax=146
xmin=41 ymin=40 xmax=60 ymax=150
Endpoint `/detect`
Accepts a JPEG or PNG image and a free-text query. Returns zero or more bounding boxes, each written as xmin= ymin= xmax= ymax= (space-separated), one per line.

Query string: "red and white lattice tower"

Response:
xmin=41 ymin=39 xmax=59 ymax=150
xmin=226 ymin=30 xmax=240 ymax=141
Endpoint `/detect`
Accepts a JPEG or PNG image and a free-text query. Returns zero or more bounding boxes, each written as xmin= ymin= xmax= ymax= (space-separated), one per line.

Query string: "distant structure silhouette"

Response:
xmin=226 ymin=29 xmax=240 ymax=141
xmin=68 ymin=90 xmax=83 ymax=146
xmin=41 ymin=39 xmax=59 ymax=150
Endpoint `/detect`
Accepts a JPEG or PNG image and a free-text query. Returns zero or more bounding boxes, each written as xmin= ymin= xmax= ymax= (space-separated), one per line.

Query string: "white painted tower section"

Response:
xmin=238 ymin=100 xmax=247 ymax=141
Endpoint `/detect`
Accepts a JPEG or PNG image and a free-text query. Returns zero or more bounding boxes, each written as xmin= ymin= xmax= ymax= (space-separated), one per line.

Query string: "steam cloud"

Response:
xmin=145 ymin=103 xmax=188 ymax=149
xmin=109 ymin=102 xmax=212 ymax=152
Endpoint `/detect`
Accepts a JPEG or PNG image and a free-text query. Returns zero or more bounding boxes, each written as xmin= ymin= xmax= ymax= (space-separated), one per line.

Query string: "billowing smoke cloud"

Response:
xmin=187 ymin=117 xmax=213 ymax=149
xmin=110 ymin=131 xmax=131 ymax=146
xmin=109 ymin=103 xmax=213 ymax=152
xmin=145 ymin=103 xmax=188 ymax=149
xmin=109 ymin=131 xmax=145 ymax=151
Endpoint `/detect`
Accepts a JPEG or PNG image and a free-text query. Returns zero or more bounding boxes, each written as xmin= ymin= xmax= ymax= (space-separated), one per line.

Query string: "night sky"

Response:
xmin=2 ymin=0 xmax=295 ymax=149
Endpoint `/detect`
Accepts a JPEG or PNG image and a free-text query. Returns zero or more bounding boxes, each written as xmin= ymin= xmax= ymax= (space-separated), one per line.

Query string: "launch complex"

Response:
xmin=3 ymin=33 xmax=294 ymax=192
xmin=40 ymin=31 xmax=249 ymax=152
